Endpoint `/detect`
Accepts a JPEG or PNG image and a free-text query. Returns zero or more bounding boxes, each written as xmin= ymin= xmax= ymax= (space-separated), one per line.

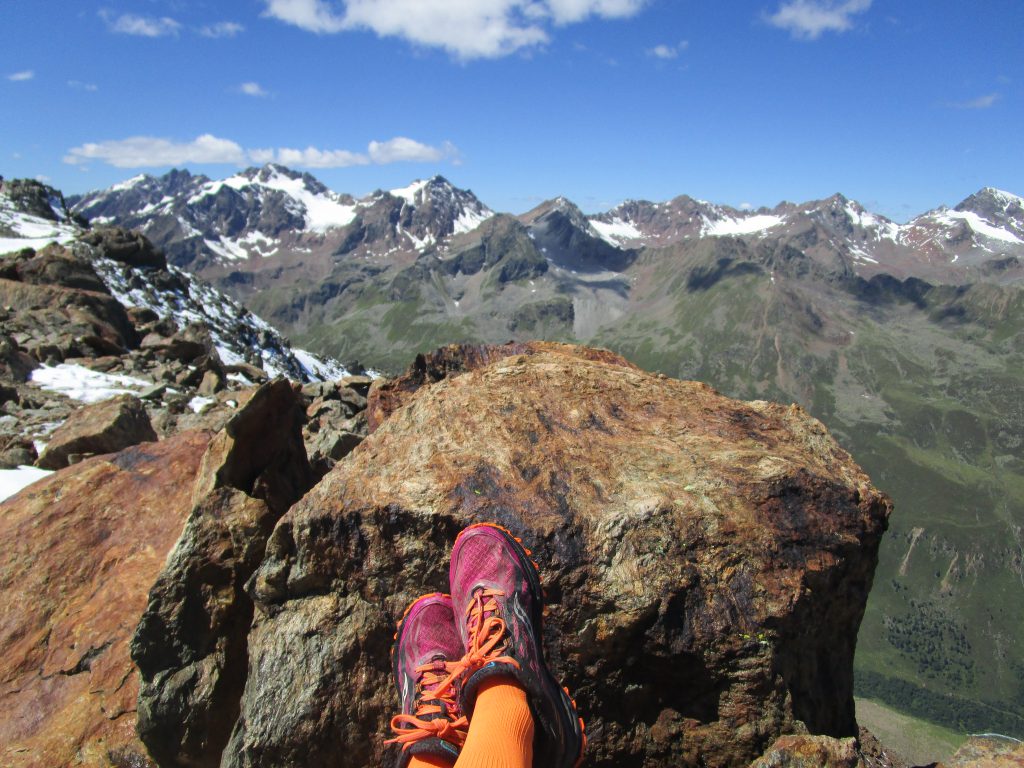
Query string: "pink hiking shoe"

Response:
xmin=385 ymin=593 xmax=468 ymax=767
xmin=446 ymin=523 xmax=586 ymax=768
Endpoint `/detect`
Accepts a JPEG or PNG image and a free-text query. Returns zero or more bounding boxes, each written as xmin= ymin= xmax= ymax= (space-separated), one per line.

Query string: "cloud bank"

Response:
xmin=63 ymin=134 xmax=459 ymax=169
xmin=262 ymin=0 xmax=648 ymax=59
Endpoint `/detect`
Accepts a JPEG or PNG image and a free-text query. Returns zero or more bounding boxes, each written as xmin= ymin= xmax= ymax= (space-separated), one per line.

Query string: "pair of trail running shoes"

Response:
xmin=386 ymin=523 xmax=586 ymax=768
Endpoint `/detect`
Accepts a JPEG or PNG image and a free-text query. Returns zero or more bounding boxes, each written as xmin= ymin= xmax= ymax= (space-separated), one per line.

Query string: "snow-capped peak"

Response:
xmin=187 ymin=164 xmax=357 ymax=233
xmin=389 ymin=178 xmax=432 ymax=205
xmin=388 ymin=176 xmax=494 ymax=238
xmin=109 ymin=173 xmax=150 ymax=193
xmin=982 ymin=187 xmax=1023 ymax=206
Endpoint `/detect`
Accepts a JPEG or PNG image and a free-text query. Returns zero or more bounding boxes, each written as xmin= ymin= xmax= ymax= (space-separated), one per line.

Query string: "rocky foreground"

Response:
xmin=0 ymin=334 xmax=917 ymax=766
xmin=3 ymin=339 xmax=1023 ymax=766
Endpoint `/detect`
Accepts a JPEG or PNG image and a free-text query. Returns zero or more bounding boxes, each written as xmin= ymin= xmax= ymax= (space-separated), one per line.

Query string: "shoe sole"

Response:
xmin=454 ymin=523 xmax=587 ymax=768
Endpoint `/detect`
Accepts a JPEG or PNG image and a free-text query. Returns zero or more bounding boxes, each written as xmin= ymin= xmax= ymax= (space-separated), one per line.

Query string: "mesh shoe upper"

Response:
xmin=386 ymin=593 xmax=468 ymax=766
xmin=447 ymin=523 xmax=586 ymax=768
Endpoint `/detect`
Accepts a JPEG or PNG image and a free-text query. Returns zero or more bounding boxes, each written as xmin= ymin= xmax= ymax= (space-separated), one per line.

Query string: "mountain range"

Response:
xmin=13 ymin=167 xmax=1024 ymax=737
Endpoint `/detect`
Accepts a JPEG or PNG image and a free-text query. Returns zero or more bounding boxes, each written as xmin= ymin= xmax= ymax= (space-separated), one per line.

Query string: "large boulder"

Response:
xmin=0 ymin=274 xmax=138 ymax=353
xmin=208 ymin=343 xmax=890 ymax=768
xmin=37 ymin=393 xmax=158 ymax=469
xmin=131 ymin=379 xmax=316 ymax=768
xmin=79 ymin=226 xmax=168 ymax=270
xmin=0 ymin=430 xmax=213 ymax=768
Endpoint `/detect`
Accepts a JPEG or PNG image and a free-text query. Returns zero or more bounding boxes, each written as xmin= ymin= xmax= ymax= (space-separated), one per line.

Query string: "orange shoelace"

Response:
xmin=433 ymin=588 xmax=522 ymax=703
xmin=386 ymin=657 xmax=469 ymax=750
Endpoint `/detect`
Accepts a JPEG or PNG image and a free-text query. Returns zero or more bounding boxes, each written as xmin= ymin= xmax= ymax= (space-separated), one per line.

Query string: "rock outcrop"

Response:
xmin=131 ymin=380 xmax=316 ymax=768
xmin=167 ymin=342 xmax=890 ymax=768
xmin=0 ymin=431 xmax=212 ymax=768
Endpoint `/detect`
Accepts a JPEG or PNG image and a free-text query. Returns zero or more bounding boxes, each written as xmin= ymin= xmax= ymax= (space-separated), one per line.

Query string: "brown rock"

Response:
xmin=339 ymin=374 xmax=373 ymax=395
xmin=78 ymin=226 xmax=167 ymax=269
xmin=38 ymin=394 xmax=158 ymax=470
xmin=750 ymin=734 xmax=865 ymax=768
xmin=946 ymin=736 xmax=1024 ymax=767
xmin=198 ymin=368 xmax=224 ymax=395
xmin=365 ymin=341 xmax=633 ymax=432
xmin=857 ymin=726 xmax=910 ymax=768
xmin=224 ymin=361 xmax=269 ymax=384
xmin=336 ymin=384 xmax=367 ymax=414
xmin=132 ymin=379 xmax=316 ymax=768
xmin=0 ymin=277 xmax=137 ymax=351
xmin=0 ymin=333 xmax=36 ymax=381
xmin=0 ymin=436 xmax=37 ymax=468
xmin=0 ymin=431 xmax=212 ymax=768
xmin=219 ymin=343 xmax=889 ymax=768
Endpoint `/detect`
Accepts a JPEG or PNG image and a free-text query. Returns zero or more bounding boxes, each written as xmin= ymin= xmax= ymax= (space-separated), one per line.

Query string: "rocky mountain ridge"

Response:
xmin=69 ymin=168 xmax=1024 ymax=287
xmin=69 ymin=165 xmax=494 ymax=271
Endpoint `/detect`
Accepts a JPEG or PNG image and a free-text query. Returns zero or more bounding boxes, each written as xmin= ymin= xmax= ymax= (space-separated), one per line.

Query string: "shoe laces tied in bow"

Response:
xmin=386 ymin=657 xmax=469 ymax=750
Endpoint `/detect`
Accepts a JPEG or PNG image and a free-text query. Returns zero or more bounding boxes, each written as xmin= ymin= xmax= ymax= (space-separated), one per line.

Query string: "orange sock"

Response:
xmin=454 ymin=678 xmax=534 ymax=768
xmin=410 ymin=755 xmax=456 ymax=768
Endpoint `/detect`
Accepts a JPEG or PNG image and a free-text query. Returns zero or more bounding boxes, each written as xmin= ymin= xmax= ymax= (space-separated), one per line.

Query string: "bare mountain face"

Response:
xmin=70 ymin=169 xmax=1024 ymax=737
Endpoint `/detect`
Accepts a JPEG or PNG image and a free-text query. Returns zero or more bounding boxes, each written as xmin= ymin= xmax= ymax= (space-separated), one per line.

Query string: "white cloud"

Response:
xmin=240 ymin=81 xmax=269 ymax=97
xmin=262 ymin=0 xmax=648 ymax=59
xmin=68 ymin=80 xmax=99 ymax=92
xmin=200 ymin=21 xmax=245 ymax=38
xmin=262 ymin=0 xmax=347 ymax=33
xmin=7 ymin=70 xmax=34 ymax=82
xmin=63 ymin=134 xmax=458 ymax=169
xmin=766 ymin=0 xmax=871 ymax=40
xmin=64 ymin=134 xmax=248 ymax=167
xmin=647 ymin=40 xmax=687 ymax=59
xmin=368 ymin=136 xmax=452 ymax=163
xmin=35 ymin=175 xmax=51 ymax=183
xmin=541 ymin=0 xmax=647 ymax=24
xmin=947 ymin=93 xmax=1000 ymax=110
xmin=103 ymin=12 xmax=182 ymax=37
xmin=740 ymin=202 xmax=753 ymax=210
xmin=275 ymin=147 xmax=369 ymax=167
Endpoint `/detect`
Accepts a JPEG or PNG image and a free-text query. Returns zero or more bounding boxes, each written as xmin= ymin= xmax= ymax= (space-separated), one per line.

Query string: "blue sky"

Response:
xmin=2 ymin=0 xmax=1021 ymax=220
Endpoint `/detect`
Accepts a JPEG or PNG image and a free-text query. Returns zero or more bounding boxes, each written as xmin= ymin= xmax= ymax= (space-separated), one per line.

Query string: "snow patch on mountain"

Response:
xmin=90 ymin=255 xmax=349 ymax=382
xmin=939 ymin=210 xmax=1023 ymax=244
xmin=453 ymin=206 xmax=493 ymax=235
xmin=390 ymin=179 xmax=431 ymax=205
xmin=703 ymin=214 xmax=785 ymax=237
xmin=844 ymin=203 xmax=900 ymax=241
xmin=983 ymin=187 xmax=1024 ymax=209
xmin=0 ymin=465 xmax=53 ymax=503
xmin=0 ymin=193 xmax=79 ymax=254
xmin=590 ymin=217 xmax=643 ymax=246
xmin=30 ymin=363 xmax=153 ymax=403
